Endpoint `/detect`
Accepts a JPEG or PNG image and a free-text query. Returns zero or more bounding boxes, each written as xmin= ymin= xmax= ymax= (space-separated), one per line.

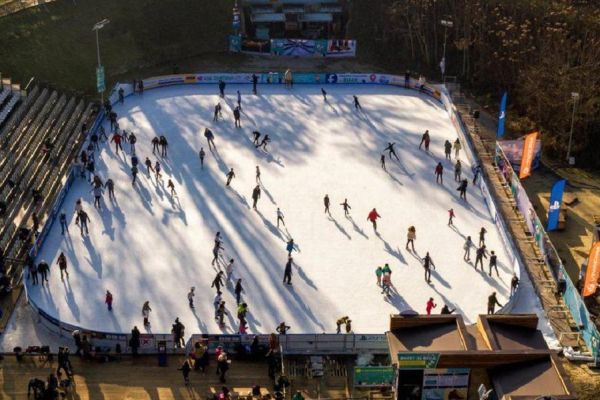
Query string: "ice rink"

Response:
xmin=26 ymin=83 xmax=517 ymax=335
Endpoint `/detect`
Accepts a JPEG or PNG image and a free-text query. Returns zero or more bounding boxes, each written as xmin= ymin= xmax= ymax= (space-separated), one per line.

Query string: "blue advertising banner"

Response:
xmin=547 ymin=179 xmax=566 ymax=231
xmin=497 ymin=91 xmax=507 ymax=138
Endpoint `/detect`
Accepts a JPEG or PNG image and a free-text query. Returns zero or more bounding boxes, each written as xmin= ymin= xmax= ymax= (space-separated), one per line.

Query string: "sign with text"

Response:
xmin=398 ymin=352 xmax=440 ymax=369
xmin=96 ymin=65 xmax=105 ymax=93
xmin=353 ymin=366 xmax=395 ymax=387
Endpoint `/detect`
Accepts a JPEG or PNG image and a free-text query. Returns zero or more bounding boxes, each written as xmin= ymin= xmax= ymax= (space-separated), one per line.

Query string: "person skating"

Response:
xmin=324 ymin=194 xmax=331 ymax=215
xmin=213 ymin=103 xmax=221 ymax=122
xmin=188 ymin=287 xmax=195 ymax=308
xmin=487 ymin=292 xmax=503 ymax=314
xmin=151 ymin=136 xmax=160 ymax=154
xmin=172 ymin=318 xmax=186 ymax=348
xmin=463 ymin=236 xmax=473 ymax=261
xmin=419 ymin=130 xmax=430 ymax=150
xmin=252 ymin=73 xmax=258 ymax=94
xmin=283 ymin=256 xmax=293 ymax=285
xmin=277 ymin=208 xmax=285 ymax=228
xmin=218 ymin=79 xmax=226 ymax=97
xmin=252 ymin=185 xmax=261 ymax=210
xmin=336 ymin=316 xmax=351 ymax=333
xmin=129 ymin=132 xmax=137 ymax=154
xmin=453 ymin=138 xmax=462 ymax=159
xmin=381 ymin=271 xmax=393 ymax=296
xmin=321 ymin=88 xmax=327 ymax=101
xmin=367 ymin=208 xmax=381 ymax=231
xmin=199 ymin=147 xmax=206 ymax=169
xmin=138 ymin=80 xmax=144 ymax=94
xmin=98 ymin=125 xmax=108 ymax=142
xmin=154 ymin=161 xmax=162 ymax=181
xmin=443 ymin=208 xmax=455 ymax=227
xmin=226 ymin=168 xmax=236 ymax=186
xmin=380 ymin=154 xmax=386 ymax=171
xmin=79 ymin=210 xmax=90 ymax=235
xmin=237 ymin=90 xmax=242 ymax=109
xmin=111 ymin=132 xmax=123 ymax=154
xmin=105 ymin=290 xmax=113 ymax=311
xmin=284 ymin=68 xmax=293 ymax=89
xmin=252 ymin=130 xmax=261 ymax=146
xmin=212 ymin=240 xmax=224 ymax=266
xmin=479 ymin=227 xmax=487 ymax=246
xmin=435 ymin=162 xmax=444 ymax=184
xmin=57 ymin=252 xmax=69 ymax=281
xmin=510 ymin=274 xmax=519 ymax=296
xmin=384 ymin=142 xmax=400 ymax=161
xmin=277 ymin=322 xmax=291 ymax=334
xmin=159 ymin=135 xmax=168 ymax=157
xmin=375 ymin=266 xmax=383 ymax=286
xmin=211 ymin=271 xmax=225 ymax=292
xmin=340 ymin=198 xmax=351 ymax=216
xmin=472 ymin=165 xmax=481 ymax=185
xmin=131 ymin=164 xmax=138 ymax=185
xmin=90 ymin=185 xmax=104 ymax=209
xmin=104 ymin=178 xmax=115 ymax=200
xmin=234 ymin=279 xmax=244 ymax=305
xmin=353 ymin=95 xmax=362 ymax=111
xmin=237 ymin=302 xmax=248 ymax=322
xmin=29 ymin=262 xmax=38 ymax=285
xmin=225 ymin=258 xmax=235 ymax=282
xmin=118 ymin=87 xmax=124 ymax=103
xmin=444 ymin=140 xmax=452 ymax=160
xmin=213 ymin=291 xmax=223 ymax=318
xmin=256 ymin=134 xmax=271 ymax=151
xmin=144 ymin=157 xmax=153 ymax=175
xmin=256 ymin=165 xmax=261 ymax=183
xmin=38 ymin=260 xmax=49 ymax=285
xmin=454 ymin=160 xmax=462 ymax=182
xmin=475 ymin=245 xmax=487 ymax=271
xmin=426 ymin=297 xmax=437 ymax=315
xmin=406 ymin=226 xmax=416 ymax=252
xmin=205 ymin=128 xmax=216 ymax=150
xmin=286 ymin=239 xmax=295 ymax=256
xmin=167 ymin=179 xmax=177 ymax=196
xmin=142 ymin=301 xmax=152 ymax=326
xmin=59 ymin=212 xmax=68 ymax=235
xmin=233 ymin=106 xmax=241 ymax=128
xmin=216 ymin=301 xmax=228 ymax=327
xmin=423 ymin=252 xmax=435 ymax=283
xmin=457 ymin=179 xmax=468 ymax=200
xmin=488 ymin=251 xmax=499 ymax=277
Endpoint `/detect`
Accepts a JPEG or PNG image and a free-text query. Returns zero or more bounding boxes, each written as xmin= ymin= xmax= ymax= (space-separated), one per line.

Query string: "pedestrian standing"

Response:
xmin=454 ymin=160 xmax=462 ymax=182
xmin=375 ymin=266 xmax=383 ymax=286
xmin=277 ymin=322 xmax=291 ymax=334
xmin=59 ymin=212 xmax=68 ymax=235
xmin=487 ymin=292 xmax=503 ymax=314
xmin=188 ymin=287 xmax=195 ymax=308
xmin=168 ymin=179 xmax=177 ymax=196
xmin=324 ymin=194 xmax=331 ymax=215
xmin=489 ymin=251 xmax=499 ymax=277
xmin=423 ymin=252 xmax=435 ymax=283
xmin=453 ymin=139 xmax=462 ymax=159
xmin=444 ymin=140 xmax=452 ymax=160
xmin=406 ymin=226 xmax=416 ymax=252
xmin=57 ymin=252 xmax=69 ymax=280
xmin=179 ymin=358 xmax=192 ymax=385
xmin=217 ymin=352 xmax=229 ymax=383
xmin=367 ymin=208 xmax=381 ymax=231
xmin=105 ymin=290 xmax=113 ymax=311
xmin=448 ymin=208 xmax=455 ymax=225
xmin=277 ymin=208 xmax=285 ymax=228
xmin=283 ymin=256 xmax=293 ymax=285
xmin=199 ymin=148 xmax=206 ymax=169
xmin=353 ymin=95 xmax=362 ymax=111
xmin=340 ymin=198 xmax=351 ymax=216
xmin=226 ymin=168 xmax=236 ymax=186
xmin=252 ymin=185 xmax=261 ymax=210
xmin=463 ymin=236 xmax=473 ymax=261
xmin=234 ymin=279 xmax=243 ymax=305
xmin=256 ymin=165 xmax=261 ymax=183
xmin=475 ymin=245 xmax=487 ymax=270
xmin=435 ymin=162 xmax=444 ymax=184
xmin=479 ymin=227 xmax=487 ymax=246
xmin=142 ymin=301 xmax=152 ymax=326
xmin=426 ymin=297 xmax=437 ymax=315
xmin=457 ymin=179 xmax=468 ymax=200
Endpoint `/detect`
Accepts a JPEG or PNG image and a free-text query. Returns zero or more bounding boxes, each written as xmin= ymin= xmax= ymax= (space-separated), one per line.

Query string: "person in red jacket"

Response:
xmin=367 ymin=208 xmax=381 ymax=231
xmin=426 ymin=297 xmax=437 ymax=315
xmin=435 ymin=162 xmax=444 ymax=184
xmin=111 ymin=133 xmax=122 ymax=153
xmin=448 ymin=208 xmax=455 ymax=225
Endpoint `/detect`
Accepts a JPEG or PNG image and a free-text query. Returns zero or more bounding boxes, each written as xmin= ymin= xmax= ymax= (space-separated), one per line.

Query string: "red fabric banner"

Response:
xmin=519 ymin=131 xmax=539 ymax=179
xmin=583 ymin=241 xmax=600 ymax=297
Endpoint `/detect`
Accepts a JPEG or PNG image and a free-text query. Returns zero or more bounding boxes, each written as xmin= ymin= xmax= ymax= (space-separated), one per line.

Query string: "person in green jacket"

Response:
xmin=375 ymin=266 xmax=383 ymax=286
xmin=382 ymin=263 xmax=392 ymax=275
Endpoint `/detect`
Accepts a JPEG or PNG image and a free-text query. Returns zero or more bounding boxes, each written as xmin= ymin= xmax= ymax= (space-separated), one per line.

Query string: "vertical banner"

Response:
xmin=547 ymin=179 xmax=566 ymax=231
xmin=583 ymin=242 xmax=600 ymax=297
xmin=497 ymin=91 xmax=507 ymax=138
xmin=519 ymin=131 xmax=539 ymax=179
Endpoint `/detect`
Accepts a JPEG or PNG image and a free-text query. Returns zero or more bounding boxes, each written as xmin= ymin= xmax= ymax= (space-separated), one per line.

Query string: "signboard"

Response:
xmin=96 ymin=65 xmax=105 ymax=93
xmin=353 ymin=366 xmax=395 ymax=387
xmin=398 ymin=352 xmax=440 ymax=369
xmin=422 ymin=368 xmax=470 ymax=400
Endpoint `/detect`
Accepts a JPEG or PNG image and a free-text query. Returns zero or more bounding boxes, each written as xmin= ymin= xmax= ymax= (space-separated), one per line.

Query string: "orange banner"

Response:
xmin=519 ymin=131 xmax=539 ymax=179
xmin=583 ymin=241 xmax=600 ymax=297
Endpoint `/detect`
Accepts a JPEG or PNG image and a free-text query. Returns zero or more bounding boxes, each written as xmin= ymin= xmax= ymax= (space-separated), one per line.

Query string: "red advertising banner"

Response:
xmin=583 ymin=241 xmax=600 ymax=297
xmin=519 ymin=131 xmax=539 ymax=179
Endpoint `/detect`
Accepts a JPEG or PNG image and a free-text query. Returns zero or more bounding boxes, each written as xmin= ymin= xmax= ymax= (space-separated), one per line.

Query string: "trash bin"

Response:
xmin=158 ymin=340 xmax=167 ymax=367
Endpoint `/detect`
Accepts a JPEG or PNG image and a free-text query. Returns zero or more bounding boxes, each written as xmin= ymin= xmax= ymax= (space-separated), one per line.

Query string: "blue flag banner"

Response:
xmin=547 ymin=179 xmax=566 ymax=231
xmin=497 ymin=91 xmax=507 ymax=138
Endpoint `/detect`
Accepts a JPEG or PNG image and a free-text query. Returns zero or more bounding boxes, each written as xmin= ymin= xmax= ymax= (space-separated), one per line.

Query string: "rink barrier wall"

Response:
xmin=23 ymin=72 xmax=526 ymax=353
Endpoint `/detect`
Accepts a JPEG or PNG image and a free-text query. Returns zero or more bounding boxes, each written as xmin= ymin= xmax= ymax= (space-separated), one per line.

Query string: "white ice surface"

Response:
xmin=22 ymin=84 xmax=518 ymax=336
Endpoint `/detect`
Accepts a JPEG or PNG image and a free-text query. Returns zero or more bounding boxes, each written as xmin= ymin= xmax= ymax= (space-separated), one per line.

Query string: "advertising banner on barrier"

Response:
xmin=519 ymin=131 xmax=539 ymax=179
xmin=583 ymin=242 xmax=600 ymax=297
xmin=327 ymin=40 xmax=357 ymax=57
xmin=498 ymin=139 xmax=541 ymax=172
xmin=271 ymin=39 xmax=328 ymax=56
xmin=547 ymin=179 xmax=566 ymax=231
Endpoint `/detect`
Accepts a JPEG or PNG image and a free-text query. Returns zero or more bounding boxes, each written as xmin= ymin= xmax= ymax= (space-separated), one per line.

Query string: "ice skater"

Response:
xmin=473 ymin=165 xmax=482 ymax=185
xmin=511 ymin=275 xmax=519 ymax=296
xmin=406 ymin=226 xmax=416 ymax=252
xmin=283 ymin=256 xmax=293 ymax=285
xmin=225 ymin=259 xmax=235 ymax=283
xmin=426 ymin=297 xmax=437 ymax=315
xmin=488 ymin=251 xmax=499 ymax=277
xmin=479 ymin=227 xmax=487 ymax=246
xmin=152 ymin=136 xmax=160 ymax=154
xmin=444 ymin=140 xmax=452 ymax=160
xmin=256 ymin=165 xmax=261 ymax=183
xmin=448 ymin=208 xmax=455 ymax=225
xmin=423 ymin=252 xmax=435 ymax=283
xmin=105 ymin=178 xmax=115 ymax=201
xmin=336 ymin=316 xmax=351 ymax=333
xmin=252 ymin=131 xmax=261 ymax=146
xmin=475 ymin=245 xmax=487 ymax=271
xmin=454 ymin=160 xmax=462 ymax=182
xmin=463 ymin=236 xmax=473 ymax=261
xmin=340 ymin=198 xmax=351 ymax=216
xmin=226 ymin=168 xmax=236 ymax=186
xmin=384 ymin=142 xmax=399 ymax=161
xmin=57 ymin=252 xmax=69 ymax=280
xmin=277 ymin=208 xmax=285 ymax=228
xmin=321 ymin=88 xmax=327 ymax=102
xmin=188 ymin=287 xmax=195 ymax=308
xmin=367 ymin=208 xmax=381 ymax=232
xmin=213 ymin=103 xmax=222 ymax=122
xmin=105 ymin=290 xmax=113 ymax=311
xmin=453 ymin=138 xmax=462 ymax=159
xmin=419 ymin=130 xmax=430 ymax=151
xmin=457 ymin=178 xmax=468 ymax=200
xmin=129 ymin=131 xmax=137 ymax=154
xmin=211 ymin=271 xmax=225 ymax=292
xmin=199 ymin=148 xmax=205 ymax=169
xmin=252 ymin=73 xmax=258 ymax=94
xmin=256 ymin=134 xmax=271 ymax=151
xmin=213 ymin=291 xmax=223 ymax=318
xmin=142 ymin=301 xmax=152 ymax=326
xmin=324 ymin=194 xmax=331 ymax=215
xmin=111 ymin=132 xmax=123 ymax=154
xmin=286 ymin=239 xmax=295 ymax=256
xmin=375 ymin=266 xmax=383 ymax=286
xmin=212 ymin=240 xmax=224 ymax=266
xmin=487 ymin=292 xmax=503 ymax=315
xmin=237 ymin=90 xmax=242 ymax=109
xmin=218 ymin=79 xmax=226 ymax=97
xmin=235 ymin=279 xmax=244 ymax=305
xmin=233 ymin=106 xmax=241 ymax=128
xmin=252 ymin=185 xmax=261 ymax=210
xmin=79 ymin=210 xmax=90 ymax=235
xmin=380 ymin=154 xmax=386 ymax=171
xmin=204 ymin=128 xmax=216 ymax=150
xmin=145 ymin=157 xmax=153 ymax=175
xmin=159 ymin=135 xmax=168 ymax=157
xmin=353 ymin=95 xmax=362 ymax=111
xmin=435 ymin=162 xmax=444 ymax=184
xmin=154 ymin=161 xmax=162 ymax=181
xmin=168 ymin=179 xmax=177 ymax=196
xmin=59 ymin=212 xmax=68 ymax=235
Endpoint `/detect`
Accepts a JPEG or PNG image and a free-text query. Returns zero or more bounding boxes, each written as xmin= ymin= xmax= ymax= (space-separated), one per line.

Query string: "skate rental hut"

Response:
xmin=385 ymin=314 xmax=577 ymax=399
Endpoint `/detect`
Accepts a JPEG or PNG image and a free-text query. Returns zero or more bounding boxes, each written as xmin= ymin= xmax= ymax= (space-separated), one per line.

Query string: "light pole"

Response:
xmin=440 ymin=19 xmax=453 ymax=83
xmin=92 ymin=19 xmax=110 ymax=104
xmin=566 ymin=92 xmax=579 ymax=165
